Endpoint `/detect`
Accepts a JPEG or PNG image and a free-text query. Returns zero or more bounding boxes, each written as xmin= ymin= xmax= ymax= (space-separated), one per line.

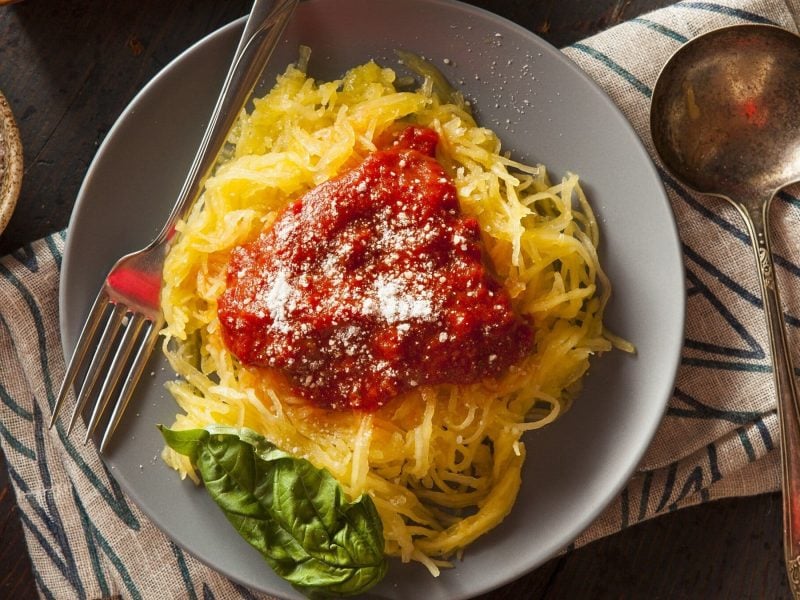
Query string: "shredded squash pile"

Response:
xmin=159 ymin=50 xmax=624 ymax=573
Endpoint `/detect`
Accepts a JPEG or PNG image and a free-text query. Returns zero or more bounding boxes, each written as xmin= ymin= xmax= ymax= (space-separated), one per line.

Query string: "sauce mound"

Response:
xmin=218 ymin=126 xmax=533 ymax=410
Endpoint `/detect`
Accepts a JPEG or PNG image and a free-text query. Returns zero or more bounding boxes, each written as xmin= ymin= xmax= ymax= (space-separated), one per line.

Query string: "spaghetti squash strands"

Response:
xmin=160 ymin=54 xmax=624 ymax=572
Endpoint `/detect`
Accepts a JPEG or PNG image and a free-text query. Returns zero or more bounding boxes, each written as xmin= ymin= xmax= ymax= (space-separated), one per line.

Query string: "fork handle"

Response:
xmin=151 ymin=0 xmax=299 ymax=247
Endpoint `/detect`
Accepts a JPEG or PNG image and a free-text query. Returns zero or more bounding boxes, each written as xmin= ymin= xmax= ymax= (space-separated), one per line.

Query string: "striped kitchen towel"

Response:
xmin=2 ymin=0 xmax=800 ymax=597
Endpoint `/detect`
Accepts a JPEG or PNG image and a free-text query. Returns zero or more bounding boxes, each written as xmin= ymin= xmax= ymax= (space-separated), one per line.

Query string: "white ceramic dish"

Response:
xmin=60 ymin=1 xmax=685 ymax=598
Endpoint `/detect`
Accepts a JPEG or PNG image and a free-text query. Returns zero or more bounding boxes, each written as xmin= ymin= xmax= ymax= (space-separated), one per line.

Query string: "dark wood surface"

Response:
xmin=0 ymin=1 xmax=789 ymax=598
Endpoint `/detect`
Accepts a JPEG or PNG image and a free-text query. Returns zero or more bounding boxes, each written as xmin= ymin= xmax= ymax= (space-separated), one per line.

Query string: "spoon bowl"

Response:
xmin=651 ymin=24 xmax=800 ymax=207
xmin=651 ymin=24 xmax=800 ymax=598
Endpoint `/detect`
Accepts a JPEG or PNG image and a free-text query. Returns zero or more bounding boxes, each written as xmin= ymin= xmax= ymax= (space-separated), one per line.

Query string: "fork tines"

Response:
xmin=50 ymin=289 xmax=161 ymax=452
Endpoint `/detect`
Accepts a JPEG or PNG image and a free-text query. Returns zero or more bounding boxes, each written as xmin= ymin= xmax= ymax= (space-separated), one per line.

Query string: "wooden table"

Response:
xmin=0 ymin=0 xmax=790 ymax=598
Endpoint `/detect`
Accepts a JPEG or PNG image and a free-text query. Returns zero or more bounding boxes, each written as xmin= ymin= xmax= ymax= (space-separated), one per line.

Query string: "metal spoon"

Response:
xmin=650 ymin=24 xmax=800 ymax=597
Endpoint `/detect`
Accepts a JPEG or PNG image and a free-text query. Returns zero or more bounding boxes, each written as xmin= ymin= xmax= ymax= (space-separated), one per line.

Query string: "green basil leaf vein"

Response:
xmin=159 ymin=425 xmax=387 ymax=597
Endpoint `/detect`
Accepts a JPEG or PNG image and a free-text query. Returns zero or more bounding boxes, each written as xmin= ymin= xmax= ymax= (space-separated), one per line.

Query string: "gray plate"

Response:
xmin=60 ymin=1 xmax=685 ymax=598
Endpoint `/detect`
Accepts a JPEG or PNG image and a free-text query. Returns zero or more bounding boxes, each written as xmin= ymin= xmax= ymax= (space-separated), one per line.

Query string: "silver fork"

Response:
xmin=50 ymin=0 xmax=300 ymax=452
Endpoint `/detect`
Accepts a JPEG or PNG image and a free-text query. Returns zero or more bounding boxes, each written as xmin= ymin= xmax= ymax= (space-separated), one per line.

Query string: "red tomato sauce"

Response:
xmin=218 ymin=126 xmax=533 ymax=410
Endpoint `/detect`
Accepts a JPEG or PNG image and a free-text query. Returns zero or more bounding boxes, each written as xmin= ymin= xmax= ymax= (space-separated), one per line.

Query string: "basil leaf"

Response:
xmin=160 ymin=426 xmax=387 ymax=597
xmin=158 ymin=426 xmax=208 ymax=464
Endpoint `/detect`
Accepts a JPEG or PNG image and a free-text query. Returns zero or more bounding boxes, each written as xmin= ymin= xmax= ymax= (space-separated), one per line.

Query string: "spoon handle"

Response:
xmin=740 ymin=200 xmax=800 ymax=597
